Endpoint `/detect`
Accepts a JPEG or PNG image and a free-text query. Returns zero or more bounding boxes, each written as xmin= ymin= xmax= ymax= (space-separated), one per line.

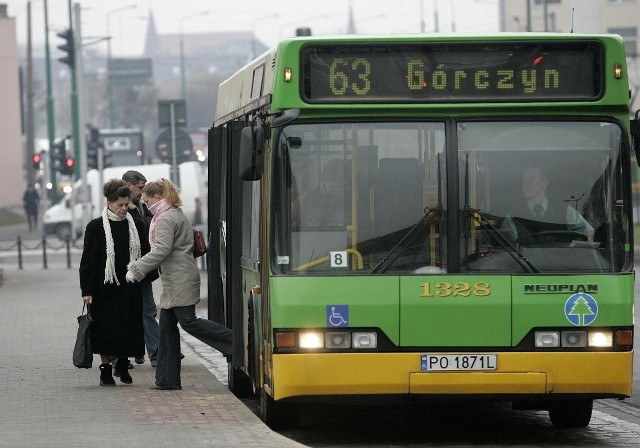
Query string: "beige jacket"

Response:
xmin=129 ymin=207 xmax=199 ymax=309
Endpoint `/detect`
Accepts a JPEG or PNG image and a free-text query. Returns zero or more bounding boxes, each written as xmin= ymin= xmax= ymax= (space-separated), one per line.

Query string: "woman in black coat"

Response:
xmin=80 ymin=179 xmax=150 ymax=386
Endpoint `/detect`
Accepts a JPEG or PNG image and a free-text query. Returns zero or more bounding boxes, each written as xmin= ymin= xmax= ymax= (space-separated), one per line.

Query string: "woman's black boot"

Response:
xmin=115 ymin=358 xmax=133 ymax=384
xmin=99 ymin=363 xmax=116 ymax=386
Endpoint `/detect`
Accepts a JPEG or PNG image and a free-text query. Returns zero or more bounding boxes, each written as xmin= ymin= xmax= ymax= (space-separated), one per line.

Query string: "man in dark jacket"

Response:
xmin=23 ymin=185 xmax=40 ymax=231
xmin=122 ymin=170 xmax=159 ymax=367
xmin=504 ymin=165 xmax=594 ymax=243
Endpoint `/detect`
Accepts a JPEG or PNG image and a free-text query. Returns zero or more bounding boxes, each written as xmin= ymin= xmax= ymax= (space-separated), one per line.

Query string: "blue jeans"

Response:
xmin=155 ymin=305 xmax=232 ymax=388
xmin=141 ymin=282 xmax=159 ymax=362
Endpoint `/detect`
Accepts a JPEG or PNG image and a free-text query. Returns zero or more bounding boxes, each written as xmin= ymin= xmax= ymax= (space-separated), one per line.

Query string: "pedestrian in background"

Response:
xmin=126 ymin=178 xmax=232 ymax=391
xmin=80 ymin=179 xmax=149 ymax=386
xmin=122 ymin=170 xmax=160 ymax=368
xmin=23 ymin=185 xmax=39 ymax=232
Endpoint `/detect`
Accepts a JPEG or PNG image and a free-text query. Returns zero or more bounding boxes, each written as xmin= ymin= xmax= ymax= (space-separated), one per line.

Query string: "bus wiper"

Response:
xmin=464 ymin=206 xmax=540 ymax=274
xmin=370 ymin=206 xmax=442 ymax=274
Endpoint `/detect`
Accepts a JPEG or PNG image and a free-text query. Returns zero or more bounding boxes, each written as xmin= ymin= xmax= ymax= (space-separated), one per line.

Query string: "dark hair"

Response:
xmin=122 ymin=170 xmax=147 ymax=184
xmin=103 ymin=179 xmax=131 ymax=203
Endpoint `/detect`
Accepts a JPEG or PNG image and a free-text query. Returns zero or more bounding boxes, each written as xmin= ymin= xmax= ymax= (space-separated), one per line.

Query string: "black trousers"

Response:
xmin=155 ymin=305 xmax=232 ymax=388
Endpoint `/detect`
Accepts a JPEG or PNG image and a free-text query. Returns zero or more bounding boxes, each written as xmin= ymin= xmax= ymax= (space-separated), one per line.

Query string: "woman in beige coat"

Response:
xmin=126 ymin=178 xmax=232 ymax=390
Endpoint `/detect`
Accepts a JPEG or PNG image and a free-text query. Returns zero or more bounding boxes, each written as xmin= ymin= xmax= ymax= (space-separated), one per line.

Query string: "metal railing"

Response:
xmin=0 ymin=235 xmax=207 ymax=271
xmin=0 ymin=235 xmax=78 ymax=269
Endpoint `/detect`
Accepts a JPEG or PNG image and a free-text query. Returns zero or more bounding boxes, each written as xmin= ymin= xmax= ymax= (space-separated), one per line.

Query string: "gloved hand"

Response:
xmin=125 ymin=270 xmax=136 ymax=283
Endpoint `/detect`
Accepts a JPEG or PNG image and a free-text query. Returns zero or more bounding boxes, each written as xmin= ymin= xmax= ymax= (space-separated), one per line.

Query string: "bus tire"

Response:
xmin=548 ymin=399 xmax=593 ymax=428
xmin=260 ymin=389 xmax=298 ymax=430
xmin=227 ymin=363 xmax=253 ymax=398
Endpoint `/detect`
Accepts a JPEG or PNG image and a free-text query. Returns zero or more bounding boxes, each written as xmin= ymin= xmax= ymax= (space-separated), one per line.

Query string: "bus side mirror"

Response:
xmin=239 ymin=125 xmax=265 ymax=181
xmin=632 ymin=111 xmax=640 ymax=166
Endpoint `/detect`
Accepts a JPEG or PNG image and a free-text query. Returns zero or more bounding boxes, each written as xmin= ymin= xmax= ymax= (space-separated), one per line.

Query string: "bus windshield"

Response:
xmin=272 ymin=120 xmax=629 ymax=275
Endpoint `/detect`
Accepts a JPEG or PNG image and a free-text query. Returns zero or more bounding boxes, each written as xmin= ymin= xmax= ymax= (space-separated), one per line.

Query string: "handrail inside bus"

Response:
xmin=292 ymin=248 xmax=364 ymax=272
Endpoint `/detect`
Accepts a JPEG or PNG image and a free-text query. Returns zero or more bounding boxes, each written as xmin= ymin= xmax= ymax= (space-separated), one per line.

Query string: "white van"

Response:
xmin=43 ymin=162 xmax=206 ymax=239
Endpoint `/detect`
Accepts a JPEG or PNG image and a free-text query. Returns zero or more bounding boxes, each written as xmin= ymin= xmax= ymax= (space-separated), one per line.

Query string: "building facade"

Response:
xmin=0 ymin=6 xmax=23 ymax=208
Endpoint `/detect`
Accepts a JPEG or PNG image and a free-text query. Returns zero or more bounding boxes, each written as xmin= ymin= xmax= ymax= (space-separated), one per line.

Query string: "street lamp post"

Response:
xmin=43 ymin=0 xmax=59 ymax=202
xmin=106 ymin=4 xmax=136 ymax=129
xmin=179 ymin=11 xmax=209 ymax=100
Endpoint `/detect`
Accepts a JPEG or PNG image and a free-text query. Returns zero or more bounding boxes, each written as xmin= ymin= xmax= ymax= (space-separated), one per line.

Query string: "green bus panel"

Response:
xmin=399 ymin=275 xmax=512 ymax=347
xmin=270 ymin=34 xmax=630 ymax=112
xmin=269 ymin=276 xmax=401 ymax=345
xmin=511 ymin=274 xmax=635 ymax=345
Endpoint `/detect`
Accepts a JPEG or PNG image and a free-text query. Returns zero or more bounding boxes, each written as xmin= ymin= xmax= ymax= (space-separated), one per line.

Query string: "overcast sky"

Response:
xmin=8 ymin=0 xmax=499 ymax=56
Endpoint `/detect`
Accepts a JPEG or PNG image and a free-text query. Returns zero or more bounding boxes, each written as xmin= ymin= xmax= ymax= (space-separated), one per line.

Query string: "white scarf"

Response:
xmin=102 ymin=207 xmax=141 ymax=285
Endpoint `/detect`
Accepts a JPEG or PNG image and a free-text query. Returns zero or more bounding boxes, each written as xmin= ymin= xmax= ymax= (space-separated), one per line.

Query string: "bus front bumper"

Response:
xmin=271 ymin=352 xmax=632 ymax=400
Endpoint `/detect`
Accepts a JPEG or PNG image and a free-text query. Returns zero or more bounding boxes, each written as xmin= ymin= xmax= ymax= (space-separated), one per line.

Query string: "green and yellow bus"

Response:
xmin=208 ymin=33 xmax=639 ymax=429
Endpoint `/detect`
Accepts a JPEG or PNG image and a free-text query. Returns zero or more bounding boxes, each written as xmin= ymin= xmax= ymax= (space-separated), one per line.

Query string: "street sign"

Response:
xmin=155 ymin=128 xmax=193 ymax=164
xmin=158 ymin=99 xmax=187 ymax=127
xmin=108 ymin=58 xmax=153 ymax=86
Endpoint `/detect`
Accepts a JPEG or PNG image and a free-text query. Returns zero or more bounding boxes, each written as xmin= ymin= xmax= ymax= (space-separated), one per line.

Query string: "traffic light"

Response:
xmin=57 ymin=28 xmax=75 ymax=68
xmin=51 ymin=138 xmax=66 ymax=164
xmin=86 ymin=125 xmax=99 ymax=169
xmin=60 ymin=156 xmax=75 ymax=175
xmin=52 ymin=136 xmax=73 ymax=175
xmin=102 ymin=149 xmax=113 ymax=168
xmin=87 ymin=142 xmax=98 ymax=169
xmin=86 ymin=125 xmax=111 ymax=169
xmin=32 ymin=153 xmax=42 ymax=170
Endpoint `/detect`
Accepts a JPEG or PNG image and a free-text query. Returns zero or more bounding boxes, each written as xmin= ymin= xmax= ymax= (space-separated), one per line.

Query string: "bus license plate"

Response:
xmin=421 ymin=354 xmax=497 ymax=371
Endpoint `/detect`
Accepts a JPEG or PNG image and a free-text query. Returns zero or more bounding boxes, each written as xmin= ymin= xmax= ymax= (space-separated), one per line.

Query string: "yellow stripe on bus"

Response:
xmin=271 ymin=352 xmax=632 ymax=400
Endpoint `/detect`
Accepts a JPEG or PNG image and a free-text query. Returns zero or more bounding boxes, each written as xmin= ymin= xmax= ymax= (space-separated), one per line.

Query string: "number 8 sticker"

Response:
xmin=330 ymin=251 xmax=348 ymax=268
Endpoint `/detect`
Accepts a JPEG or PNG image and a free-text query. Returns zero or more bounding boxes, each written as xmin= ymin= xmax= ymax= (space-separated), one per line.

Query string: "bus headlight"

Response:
xmin=299 ymin=331 xmax=324 ymax=349
xmin=535 ymin=331 xmax=560 ymax=348
xmin=276 ymin=329 xmax=379 ymax=351
xmin=352 ymin=332 xmax=377 ymax=349
xmin=561 ymin=331 xmax=587 ymax=348
xmin=588 ymin=331 xmax=613 ymax=348
xmin=326 ymin=332 xmax=351 ymax=349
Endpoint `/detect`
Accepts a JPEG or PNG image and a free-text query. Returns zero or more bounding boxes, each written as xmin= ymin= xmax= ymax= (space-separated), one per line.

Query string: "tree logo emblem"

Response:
xmin=564 ymin=293 xmax=598 ymax=326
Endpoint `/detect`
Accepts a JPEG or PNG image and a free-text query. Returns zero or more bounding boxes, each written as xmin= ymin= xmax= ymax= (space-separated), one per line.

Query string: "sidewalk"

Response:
xmin=0 ymin=267 xmax=304 ymax=448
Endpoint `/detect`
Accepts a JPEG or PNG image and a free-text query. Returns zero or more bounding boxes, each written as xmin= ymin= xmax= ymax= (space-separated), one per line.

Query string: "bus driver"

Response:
xmin=502 ymin=165 xmax=594 ymax=243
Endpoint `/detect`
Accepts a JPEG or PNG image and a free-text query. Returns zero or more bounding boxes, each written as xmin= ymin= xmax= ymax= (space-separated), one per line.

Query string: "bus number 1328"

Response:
xmin=420 ymin=281 xmax=491 ymax=297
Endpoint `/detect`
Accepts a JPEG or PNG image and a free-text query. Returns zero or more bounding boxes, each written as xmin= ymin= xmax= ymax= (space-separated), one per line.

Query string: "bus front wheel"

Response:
xmin=548 ymin=399 xmax=593 ymax=428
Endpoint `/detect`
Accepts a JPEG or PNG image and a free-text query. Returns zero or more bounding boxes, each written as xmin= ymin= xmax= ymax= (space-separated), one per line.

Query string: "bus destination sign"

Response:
xmin=301 ymin=42 xmax=603 ymax=103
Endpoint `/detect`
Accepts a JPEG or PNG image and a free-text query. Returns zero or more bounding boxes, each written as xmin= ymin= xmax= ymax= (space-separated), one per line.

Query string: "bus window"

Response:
xmin=458 ymin=121 xmax=629 ymax=273
xmin=273 ymin=122 xmax=446 ymax=274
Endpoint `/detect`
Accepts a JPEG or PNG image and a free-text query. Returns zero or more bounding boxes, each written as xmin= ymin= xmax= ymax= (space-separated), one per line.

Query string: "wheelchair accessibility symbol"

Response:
xmin=564 ymin=293 xmax=598 ymax=326
xmin=327 ymin=305 xmax=349 ymax=327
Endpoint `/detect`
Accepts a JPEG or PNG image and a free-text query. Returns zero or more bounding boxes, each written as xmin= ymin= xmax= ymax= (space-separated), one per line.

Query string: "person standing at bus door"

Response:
xmin=23 ymin=185 xmax=39 ymax=232
xmin=79 ymin=179 xmax=149 ymax=386
xmin=122 ymin=170 xmax=160 ymax=368
xmin=125 ymin=178 xmax=232 ymax=391
xmin=502 ymin=165 xmax=594 ymax=242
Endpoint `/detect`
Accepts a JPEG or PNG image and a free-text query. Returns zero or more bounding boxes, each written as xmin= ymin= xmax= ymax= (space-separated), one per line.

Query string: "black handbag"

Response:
xmin=193 ymin=229 xmax=208 ymax=258
xmin=73 ymin=303 xmax=93 ymax=369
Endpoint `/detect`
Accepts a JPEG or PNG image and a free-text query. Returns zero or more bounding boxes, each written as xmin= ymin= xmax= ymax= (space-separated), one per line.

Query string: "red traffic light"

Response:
xmin=59 ymin=155 xmax=75 ymax=175
xmin=32 ymin=153 xmax=42 ymax=170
